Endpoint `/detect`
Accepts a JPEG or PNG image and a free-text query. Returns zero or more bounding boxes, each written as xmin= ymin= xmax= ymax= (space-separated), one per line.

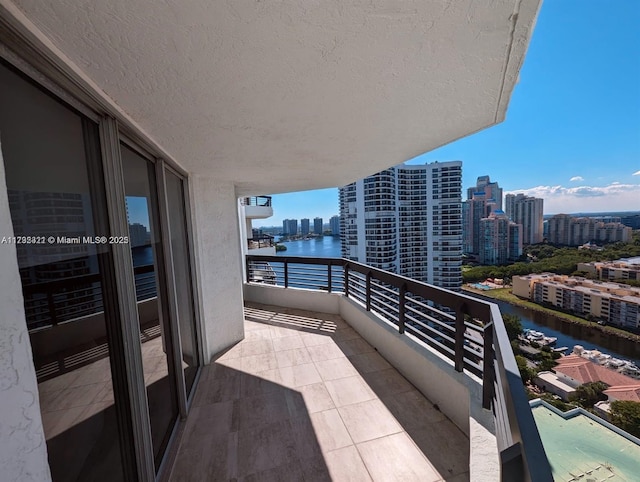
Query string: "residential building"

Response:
xmin=329 ymin=214 xmax=340 ymax=236
xmin=578 ymin=257 xmax=640 ymax=283
xmin=0 ymin=2 xmax=547 ymax=481
xmin=313 ymin=216 xmax=323 ymax=235
xmin=463 ymin=175 xmax=502 ymax=255
xmin=339 ymin=161 xmax=462 ymax=290
xmin=621 ymin=213 xmax=640 ymax=230
xmin=478 ymin=210 xmax=522 ymax=265
xmin=504 ymin=193 xmax=544 ymax=245
xmin=282 ymin=218 xmax=298 ymax=236
xmin=300 ymin=217 xmax=310 ymax=235
xmin=547 ymin=214 xmax=633 ymax=246
xmin=513 ymin=274 xmax=640 ymax=329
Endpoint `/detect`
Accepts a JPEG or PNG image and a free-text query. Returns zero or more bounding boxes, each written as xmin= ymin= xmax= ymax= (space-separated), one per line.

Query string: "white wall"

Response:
xmin=190 ymin=176 xmax=246 ymax=361
xmin=0 ymin=142 xmax=51 ymax=482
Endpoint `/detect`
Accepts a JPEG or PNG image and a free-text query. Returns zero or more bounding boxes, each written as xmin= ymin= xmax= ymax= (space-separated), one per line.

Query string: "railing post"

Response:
xmin=284 ymin=260 xmax=289 ymax=288
xmin=366 ymin=271 xmax=372 ymax=311
xmin=246 ymin=258 xmax=251 ymax=283
xmin=398 ymin=283 xmax=406 ymax=334
xmin=327 ymin=262 xmax=332 ymax=293
xmin=344 ymin=263 xmax=350 ymax=297
xmin=454 ymin=303 xmax=466 ymax=372
xmin=483 ymin=324 xmax=495 ymax=409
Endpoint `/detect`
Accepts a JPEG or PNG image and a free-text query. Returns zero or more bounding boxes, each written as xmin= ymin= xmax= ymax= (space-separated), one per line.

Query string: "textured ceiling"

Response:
xmin=8 ymin=0 xmax=540 ymax=195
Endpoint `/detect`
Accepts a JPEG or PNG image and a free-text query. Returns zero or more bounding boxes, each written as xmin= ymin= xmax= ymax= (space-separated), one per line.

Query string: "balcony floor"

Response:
xmin=170 ymin=302 xmax=470 ymax=481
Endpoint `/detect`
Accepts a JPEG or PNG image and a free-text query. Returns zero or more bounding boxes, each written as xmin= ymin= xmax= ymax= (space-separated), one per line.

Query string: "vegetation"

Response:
xmin=463 ymin=233 xmax=640 ymax=283
xmin=537 ymin=392 xmax=574 ymax=412
xmin=275 ymin=244 xmax=287 ymax=252
xmin=569 ymin=381 xmax=609 ymax=409
xmin=503 ymin=313 xmax=523 ymax=341
xmin=515 ymin=355 xmax=536 ymax=384
xmin=609 ymin=401 xmax=640 ymax=439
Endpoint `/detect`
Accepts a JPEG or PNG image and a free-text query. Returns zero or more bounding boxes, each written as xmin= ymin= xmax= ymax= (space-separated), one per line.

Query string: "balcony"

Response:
xmin=236 ymin=255 xmax=552 ymax=481
xmin=171 ymin=303 xmax=469 ymax=481
xmin=241 ymin=196 xmax=274 ymax=220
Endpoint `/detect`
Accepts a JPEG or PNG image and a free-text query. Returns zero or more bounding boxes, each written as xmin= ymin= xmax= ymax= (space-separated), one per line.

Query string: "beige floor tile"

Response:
xmin=302 ymin=331 xmax=335 ymax=347
xmin=275 ymin=347 xmax=313 ymax=368
xmin=240 ymin=339 xmax=274 ymax=357
xmin=315 ymin=357 xmax=359 ymax=381
xmin=325 ymin=375 xmax=376 ymax=408
xmin=338 ymin=399 xmax=402 ymax=443
xmin=347 ymin=351 xmax=392 ymax=374
xmin=236 ymin=420 xmax=297 ymax=477
xmin=308 ymin=409 xmax=353 ymax=452
xmin=243 ymin=328 xmax=272 ymax=342
xmin=410 ymin=420 xmax=470 ymax=479
xmin=240 ymin=352 xmax=278 ymax=373
xmin=233 ymin=390 xmax=291 ymax=432
xmin=306 ymin=343 xmax=347 ymax=362
xmin=325 ymin=445 xmax=372 ymax=482
xmin=278 ymin=362 xmax=323 ymax=388
xmin=336 ymin=338 xmax=375 ymax=356
xmin=289 ymin=382 xmax=336 ymax=414
xmin=362 ymin=368 xmax=414 ymax=396
xmin=272 ymin=333 xmax=305 ymax=352
xmin=331 ymin=326 xmax=361 ymax=342
xmin=357 ymin=432 xmax=441 ymax=482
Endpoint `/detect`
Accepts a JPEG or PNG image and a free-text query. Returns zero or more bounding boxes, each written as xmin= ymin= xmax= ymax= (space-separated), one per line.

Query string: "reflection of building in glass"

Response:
xmin=129 ymin=222 xmax=151 ymax=247
xmin=8 ymin=190 xmax=99 ymax=329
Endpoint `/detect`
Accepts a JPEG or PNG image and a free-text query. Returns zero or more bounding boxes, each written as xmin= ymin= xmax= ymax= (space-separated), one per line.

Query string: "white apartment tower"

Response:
xmin=339 ymin=161 xmax=462 ymax=290
xmin=505 ymin=193 xmax=544 ymax=245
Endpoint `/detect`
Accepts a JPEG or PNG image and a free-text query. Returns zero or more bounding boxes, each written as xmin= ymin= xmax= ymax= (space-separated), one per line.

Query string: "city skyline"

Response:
xmin=255 ymin=0 xmax=640 ymax=228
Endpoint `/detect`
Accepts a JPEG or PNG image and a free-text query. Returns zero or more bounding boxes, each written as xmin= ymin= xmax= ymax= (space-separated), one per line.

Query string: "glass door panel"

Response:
xmin=164 ymin=170 xmax=199 ymax=395
xmin=0 ymin=61 xmax=129 ymax=481
xmin=121 ymin=144 xmax=178 ymax=472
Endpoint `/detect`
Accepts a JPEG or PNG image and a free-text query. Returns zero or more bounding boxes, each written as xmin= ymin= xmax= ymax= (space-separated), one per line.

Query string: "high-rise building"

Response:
xmin=300 ymin=218 xmax=310 ymax=235
xmin=282 ymin=218 xmax=298 ymax=236
xmin=329 ymin=215 xmax=340 ymax=236
xmin=548 ymin=215 xmax=633 ymax=246
xmin=339 ymin=161 xmax=462 ymax=290
xmin=463 ymin=175 xmax=503 ymax=255
xmin=478 ymin=211 xmax=522 ymax=265
xmin=505 ymin=193 xmax=544 ymax=245
xmin=313 ymin=217 xmax=323 ymax=235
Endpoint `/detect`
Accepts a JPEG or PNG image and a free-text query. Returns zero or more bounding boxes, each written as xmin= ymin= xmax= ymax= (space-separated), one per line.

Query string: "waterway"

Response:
xmin=275 ymin=237 xmax=640 ymax=365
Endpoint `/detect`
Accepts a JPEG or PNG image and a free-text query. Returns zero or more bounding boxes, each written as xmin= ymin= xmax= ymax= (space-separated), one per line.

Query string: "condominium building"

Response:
xmin=329 ymin=214 xmax=340 ymax=236
xmin=339 ymin=161 xmax=462 ymax=290
xmin=313 ymin=216 xmax=323 ymax=235
xmin=548 ymin=214 xmax=633 ymax=246
xmin=478 ymin=211 xmax=522 ymax=265
xmin=577 ymin=257 xmax=640 ymax=283
xmin=463 ymin=175 xmax=503 ymax=255
xmin=282 ymin=218 xmax=298 ymax=236
xmin=300 ymin=217 xmax=310 ymax=235
xmin=504 ymin=193 xmax=544 ymax=245
xmin=513 ymin=274 xmax=640 ymax=329
xmin=0 ymin=2 xmax=547 ymax=481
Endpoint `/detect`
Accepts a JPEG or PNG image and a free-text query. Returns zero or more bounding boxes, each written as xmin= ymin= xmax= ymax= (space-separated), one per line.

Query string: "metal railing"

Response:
xmin=247 ymin=234 xmax=275 ymax=249
xmin=240 ymin=196 xmax=272 ymax=207
xmin=23 ymin=264 xmax=157 ymax=331
xmin=246 ymin=255 xmax=552 ymax=481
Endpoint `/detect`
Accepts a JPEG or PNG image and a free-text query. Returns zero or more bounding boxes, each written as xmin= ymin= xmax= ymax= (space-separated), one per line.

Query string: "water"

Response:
xmin=276 ymin=236 xmax=341 ymax=258
xmin=274 ymin=238 xmax=640 ymax=365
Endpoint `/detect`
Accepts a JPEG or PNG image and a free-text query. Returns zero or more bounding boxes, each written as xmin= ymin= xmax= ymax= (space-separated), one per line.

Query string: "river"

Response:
xmin=275 ymin=237 xmax=640 ymax=365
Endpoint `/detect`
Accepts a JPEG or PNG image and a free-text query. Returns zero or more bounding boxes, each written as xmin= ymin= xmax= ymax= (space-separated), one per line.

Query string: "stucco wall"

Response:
xmin=190 ymin=176 xmax=246 ymax=361
xmin=0 ymin=142 xmax=51 ymax=482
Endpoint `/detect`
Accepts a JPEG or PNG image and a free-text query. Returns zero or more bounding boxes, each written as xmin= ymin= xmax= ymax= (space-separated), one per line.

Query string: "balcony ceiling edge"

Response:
xmin=4 ymin=0 xmax=541 ymax=194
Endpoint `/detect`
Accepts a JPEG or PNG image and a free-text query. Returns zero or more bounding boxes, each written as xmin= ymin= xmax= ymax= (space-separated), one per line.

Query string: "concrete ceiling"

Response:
xmin=7 ymin=0 xmax=540 ymax=196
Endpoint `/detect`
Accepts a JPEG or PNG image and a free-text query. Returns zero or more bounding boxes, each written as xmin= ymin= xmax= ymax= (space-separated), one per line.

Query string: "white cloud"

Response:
xmin=569 ymin=176 xmax=584 ymax=182
xmin=633 ymin=170 xmax=640 ymax=176
xmin=507 ymin=182 xmax=640 ymax=214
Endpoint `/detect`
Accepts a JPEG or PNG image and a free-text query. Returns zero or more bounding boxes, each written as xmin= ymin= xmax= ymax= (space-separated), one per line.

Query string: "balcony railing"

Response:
xmin=240 ymin=195 xmax=272 ymax=207
xmin=247 ymin=233 xmax=275 ymax=249
xmin=246 ymin=254 xmax=552 ymax=481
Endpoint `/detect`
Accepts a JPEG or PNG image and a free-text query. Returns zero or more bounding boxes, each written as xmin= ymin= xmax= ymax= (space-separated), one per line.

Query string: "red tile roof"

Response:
xmin=554 ymin=354 xmax=638 ymax=388
xmin=604 ymin=385 xmax=640 ymax=403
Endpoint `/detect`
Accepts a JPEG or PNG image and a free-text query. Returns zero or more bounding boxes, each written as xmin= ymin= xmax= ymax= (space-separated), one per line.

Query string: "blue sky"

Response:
xmin=257 ymin=0 xmax=640 ymax=227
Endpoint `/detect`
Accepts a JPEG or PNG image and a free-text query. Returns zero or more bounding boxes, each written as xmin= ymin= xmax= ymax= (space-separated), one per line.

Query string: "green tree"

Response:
xmin=609 ymin=401 xmax=640 ymax=438
xmin=569 ymin=381 xmax=608 ymax=408
xmin=516 ymin=355 xmax=536 ymax=383
xmin=503 ymin=313 xmax=523 ymax=341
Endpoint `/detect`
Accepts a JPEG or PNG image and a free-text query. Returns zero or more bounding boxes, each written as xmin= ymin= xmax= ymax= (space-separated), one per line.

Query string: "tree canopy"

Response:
xmin=610 ymin=400 xmax=640 ymax=439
